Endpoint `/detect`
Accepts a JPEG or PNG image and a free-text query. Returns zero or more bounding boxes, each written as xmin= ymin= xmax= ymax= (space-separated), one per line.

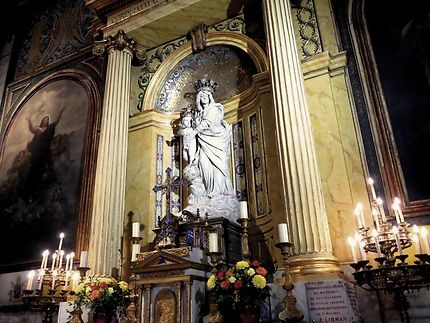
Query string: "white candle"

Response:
xmin=65 ymin=254 xmax=71 ymax=272
xmin=58 ymin=250 xmax=64 ymax=269
xmin=41 ymin=250 xmax=49 ymax=269
xmin=26 ymin=271 xmax=35 ymax=290
xmin=367 ymin=177 xmax=377 ymax=201
xmin=376 ymin=198 xmax=387 ymax=223
xmin=69 ymin=252 xmax=75 ymax=270
xmin=38 ymin=270 xmax=44 ymax=290
xmin=420 ymin=227 xmax=430 ymax=254
xmin=392 ymin=226 xmax=403 ymax=256
xmin=392 ymin=203 xmax=401 ymax=224
xmin=354 ymin=233 xmax=366 ymax=260
xmin=132 ymin=222 xmax=140 ymax=238
xmin=239 ymin=201 xmax=249 ymax=219
xmin=51 ymin=270 xmax=57 ymax=290
xmin=79 ymin=251 xmax=88 ymax=267
xmin=51 ymin=253 xmax=57 ymax=271
xmin=347 ymin=237 xmax=358 ymax=263
xmin=208 ymin=232 xmax=219 ymax=252
xmin=372 ymin=208 xmax=380 ymax=231
xmin=393 ymin=197 xmax=404 ymax=222
xmin=354 ymin=204 xmax=364 ymax=228
xmin=58 ymin=233 xmax=65 ymax=251
xmin=72 ymin=272 xmax=80 ymax=290
xmin=372 ymin=229 xmax=382 ymax=257
xmin=278 ymin=223 xmax=290 ymax=243
xmin=64 ymin=271 xmax=71 ymax=289
xmin=413 ymin=234 xmax=422 ymax=254
xmin=131 ymin=244 xmax=141 ymax=261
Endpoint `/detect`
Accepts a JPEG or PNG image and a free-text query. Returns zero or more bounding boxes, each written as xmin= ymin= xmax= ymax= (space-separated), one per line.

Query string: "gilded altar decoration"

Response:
xmin=155 ymin=289 xmax=176 ymax=323
xmin=73 ymin=276 xmax=130 ymax=320
xmin=207 ymin=259 xmax=270 ymax=313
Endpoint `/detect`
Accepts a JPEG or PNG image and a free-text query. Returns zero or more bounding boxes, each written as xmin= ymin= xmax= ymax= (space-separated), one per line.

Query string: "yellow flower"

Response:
xmin=98 ymin=277 xmax=113 ymax=284
xmin=228 ymin=276 xmax=236 ymax=283
xmin=108 ymin=287 xmax=114 ymax=294
xmin=118 ymin=281 xmax=129 ymax=291
xmin=252 ymin=274 xmax=266 ymax=288
xmin=85 ymin=286 xmax=92 ymax=294
xmin=235 ymin=261 xmax=250 ymax=270
xmin=207 ymin=274 xmax=216 ymax=290
xmin=247 ymin=268 xmax=255 ymax=276
xmin=75 ymin=282 xmax=85 ymax=294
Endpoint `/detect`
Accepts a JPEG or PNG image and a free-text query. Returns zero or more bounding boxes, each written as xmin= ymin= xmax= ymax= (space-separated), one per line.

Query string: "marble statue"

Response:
xmin=177 ymin=77 xmax=239 ymax=221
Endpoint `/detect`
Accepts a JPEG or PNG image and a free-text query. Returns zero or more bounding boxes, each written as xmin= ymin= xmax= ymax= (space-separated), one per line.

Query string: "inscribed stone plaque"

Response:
xmin=305 ymin=280 xmax=353 ymax=323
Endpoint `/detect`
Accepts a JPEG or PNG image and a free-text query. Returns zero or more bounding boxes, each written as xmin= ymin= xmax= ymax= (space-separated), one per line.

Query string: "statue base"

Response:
xmin=182 ymin=194 xmax=239 ymax=222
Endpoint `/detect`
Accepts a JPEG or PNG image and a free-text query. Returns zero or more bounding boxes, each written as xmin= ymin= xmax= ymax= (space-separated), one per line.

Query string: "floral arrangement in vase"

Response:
xmin=207 ymin=259 xmax=270 ymax=314
xmin=73 ymin=276 xmax=130 ymax=321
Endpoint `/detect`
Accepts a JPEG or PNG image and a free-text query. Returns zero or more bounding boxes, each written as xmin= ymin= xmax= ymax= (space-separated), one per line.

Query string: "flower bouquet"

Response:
xmin=73 ymin=276 xmax=130 ymax=321
xmin=207 ymin=259 xmax=270 ymax=315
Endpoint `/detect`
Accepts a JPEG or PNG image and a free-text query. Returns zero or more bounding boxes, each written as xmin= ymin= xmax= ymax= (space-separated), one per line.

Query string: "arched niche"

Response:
xmin=155 ymin=288 xmax=177 ymax=323
xmin=142 ymin=32 xmax=268 ymax=112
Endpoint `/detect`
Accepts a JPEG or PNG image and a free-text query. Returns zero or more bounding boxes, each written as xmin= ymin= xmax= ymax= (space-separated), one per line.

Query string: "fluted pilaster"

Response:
xmin=88 ymin=30 xmax=145 ymax=275
xmin=262 ymin=0 xmax=339 ymax=273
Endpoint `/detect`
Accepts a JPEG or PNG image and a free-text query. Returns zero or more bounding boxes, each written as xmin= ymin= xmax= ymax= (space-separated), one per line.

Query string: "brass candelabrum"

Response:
xmin=237 ymin=217 xmax=251 ymax=260
xmin=21 ymin=234 xmax=90 ymax=323
xmin=275 ymin=242 xmax=304 ymax=323
xmin=350 ymin=180 xmax=430 ymax=323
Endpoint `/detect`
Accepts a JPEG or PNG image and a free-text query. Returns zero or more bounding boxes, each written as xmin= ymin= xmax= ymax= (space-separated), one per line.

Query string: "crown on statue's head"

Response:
xmin=194 ymin=76 xmax=218 ymax=94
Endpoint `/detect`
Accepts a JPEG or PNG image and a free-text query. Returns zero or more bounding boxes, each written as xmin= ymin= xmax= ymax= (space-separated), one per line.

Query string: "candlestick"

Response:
xmin=79 ymin=251 xmax=88 ymax=268
xmin=420 ymin=227 xmax=430 ymax=254
xmin=367 ymin=177 xmax=377 ymax=201
xmin=392 ymin=226 xmax=403 ymax=256
xmin=132 ymin=222 xmax=140 ymax=238
xmin=239 ymin=201 xmax=249 ymax=219
xmin=131 ymin=244 xmax=141 ymax=261
xmin=27 ymin=271 xmax=35 ymax=290
xmin=58 ymin=233 xmax=65 ymax=251
xmin=347 ymin=237 xmax=358 ymax=263
xmin=208 ymin=232 xmax=219 ymax=252
xmin=277 ymin=223 xmax=290 ymax=243
xmin=372 ymin=229 xmax=382 ymax=257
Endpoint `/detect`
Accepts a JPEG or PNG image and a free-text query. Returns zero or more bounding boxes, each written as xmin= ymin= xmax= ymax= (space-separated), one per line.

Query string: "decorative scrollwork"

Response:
xmin=294 ymin=0 xmax=322 ymax=57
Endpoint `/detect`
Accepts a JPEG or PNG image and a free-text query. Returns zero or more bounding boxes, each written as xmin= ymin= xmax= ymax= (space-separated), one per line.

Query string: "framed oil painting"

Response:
xmin=0 ymin=70 xmax=101 ymax=272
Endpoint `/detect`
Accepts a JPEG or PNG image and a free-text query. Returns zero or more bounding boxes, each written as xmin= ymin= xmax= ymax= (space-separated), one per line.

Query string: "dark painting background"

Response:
xmin=0 ymin=79 xmax=89 ymax=269
xmin=365 ymin=2 xmax=430 ymax=202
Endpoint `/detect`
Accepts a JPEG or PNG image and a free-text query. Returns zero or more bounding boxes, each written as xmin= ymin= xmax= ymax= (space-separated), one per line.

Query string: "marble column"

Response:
xmin=88 ymin=30 xmax=145 ymax=275
xmin=262 ymin=0 xmax=340 ymax=274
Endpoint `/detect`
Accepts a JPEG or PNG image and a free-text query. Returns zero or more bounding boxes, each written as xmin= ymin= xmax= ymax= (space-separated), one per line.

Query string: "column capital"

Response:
xmin=93 ymin=30 xmax=146 ymax=65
